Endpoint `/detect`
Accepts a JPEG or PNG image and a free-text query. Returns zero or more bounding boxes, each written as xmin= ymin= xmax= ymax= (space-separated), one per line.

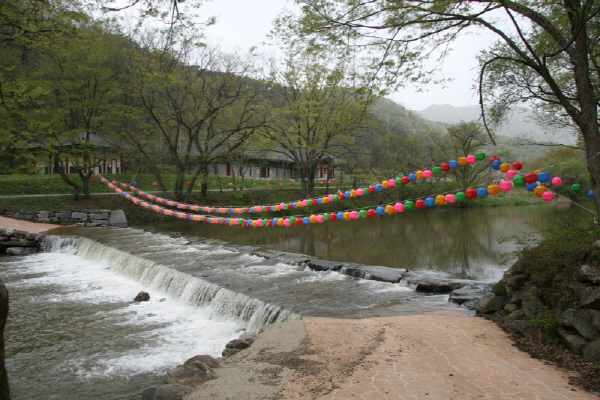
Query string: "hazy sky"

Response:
xmin=200 ymin=0 xmax=496 ymax=110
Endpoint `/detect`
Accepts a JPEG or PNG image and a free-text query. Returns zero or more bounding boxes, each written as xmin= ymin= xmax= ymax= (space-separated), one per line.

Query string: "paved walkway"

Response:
xmin=0 ymin=216 xmax=68 ymax=233
xmin=189 ymin=315 xmax=599 ymax=400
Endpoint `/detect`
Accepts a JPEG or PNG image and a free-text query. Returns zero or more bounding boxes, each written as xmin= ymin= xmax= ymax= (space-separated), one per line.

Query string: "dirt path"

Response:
xmin=188 ymin=314 xmax=599 ymax=400
xmin=0 ymin=216 xmax=70 ymax=234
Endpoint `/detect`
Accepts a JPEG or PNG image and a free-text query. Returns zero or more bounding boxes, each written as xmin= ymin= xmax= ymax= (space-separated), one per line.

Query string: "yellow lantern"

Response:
xmin=533 ymin=185 xmax=547 ymax=197
xmin=435 ymin=194 xmax=446 ymax=205
xmin=487 ymin=184 xmax=501 ymax=195
xmin=458 ymin=156 xmax=468 ymax=166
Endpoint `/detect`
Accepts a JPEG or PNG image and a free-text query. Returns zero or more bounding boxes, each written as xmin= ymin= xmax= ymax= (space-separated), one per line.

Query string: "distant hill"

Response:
xmin=415 ymin=104 xmax=576 ymax=146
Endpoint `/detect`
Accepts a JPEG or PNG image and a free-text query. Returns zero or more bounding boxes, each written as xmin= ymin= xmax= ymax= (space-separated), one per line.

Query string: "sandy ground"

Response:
xmin=0 ymin=216 xmax=70 ymax=234
xmin=2 ymin=217 xmax=598 ymax=399
xmin=188 ymin=314 xmax=600 ymax=400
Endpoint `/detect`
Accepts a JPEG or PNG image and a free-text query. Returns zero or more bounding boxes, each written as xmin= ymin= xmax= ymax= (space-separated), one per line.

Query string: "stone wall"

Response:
xmin=0 ymin=208 xmax=127 ymax=228
xmin=0 ymin=227 xmax=45 ymax=256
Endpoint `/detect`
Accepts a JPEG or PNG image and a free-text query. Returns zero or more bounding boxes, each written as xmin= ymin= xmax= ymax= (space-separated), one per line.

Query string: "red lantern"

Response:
xmin=489 ymin=155 xmax=500 ymax=164
xmin=366 ymin=209 xmax=377 ymax=218
xmin=401 ymin=176 xmax=410 ymax=184
xmin=368 ymin=185 xmax=376 ymax=193
xmin=440 ymin=163 xmax=450 ymax=172
xmin=512 ymin=161 xmax=523 ymax=170
xmin=186 ymin=182 xmax=191 ymax=186
xmin=524 ymin=172 xmax=538 ymax=184
xmin=329 ymin=212 xmax=338 ymax=221
xmin=312 ymin=198 xmax=319 ymax=205
xmin=415 ymin=199 xmax=426 ymax=209
xmin=465 ymin=188 xmax=478 ymax=199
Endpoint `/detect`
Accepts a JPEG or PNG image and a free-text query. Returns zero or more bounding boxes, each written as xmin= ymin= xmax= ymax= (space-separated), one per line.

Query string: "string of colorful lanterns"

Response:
xmin=91 ymin=151 xmax=592 ymax=227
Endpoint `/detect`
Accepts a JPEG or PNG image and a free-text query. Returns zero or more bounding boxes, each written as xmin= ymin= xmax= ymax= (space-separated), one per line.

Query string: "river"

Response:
xmin=0 ymin=201 xmax=590 ymax=399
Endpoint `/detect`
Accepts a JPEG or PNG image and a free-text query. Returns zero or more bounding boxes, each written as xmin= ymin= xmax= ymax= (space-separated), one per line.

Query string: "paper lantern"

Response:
xmin=309 ymin=215 xmax=317 ymax=223
xmin=284 ymin=218 xmax=291 ymax=226
xmin=458 ymin=156 xmax=468 ymax=166
xmin=491 ymin=159 xmax=502 ymax=170
xmin=279 ymin=182 xmax=283 ymax=186
xmin=334 ymin=194 xmax=340 ymax=201
xmin=445 ymin=194 xmax=456 ymax=203
xmin=415 ymin=199 xmax=426 ymax=209
xmin=513 ymin=175 xmax=525 ymax=186
xmin=476 ymin=151 xmax=486 ymax=161
xmin=542 ymin=191 xmax=555 ymax=202
xmin=533 ymin=186 xmax=547 ymax=197
xmin=394 ymin=202 xmax=405 ymax=212
xmin=499 ymin=163 xmax=511 ymax=173
xmin=404 ymin=200 xmax=415 ymax=210
xmin=91 ymin=178 xmax=96 ymax=183
xmin=388 ymin=178 xmax=396 ymax=187
xmin=337 ymin=212 xmax=344 ymax=220
xmin=375 ymin=205 xmax=385 ymax=215
xmin=316 ymin=215 xmax=324 ymax=223
xmin=589 ymin=190 xmax=595 ymax=198
xmin=466 ymin=155 xmax=476 ymax=164
xmin=465 ymin=188 xmax=478 ymax=199
xmin=256 ymin=219 xmax=263 ymax=227
xmin=375 ymin=183 xmax=383 ymax=191
xmin=477 ymin=187 xmax=489 ymax=197
xmin=499 ymin=180 xmax=513 ymax=192
xmin=323 ymin=213 xmax=330 ymax=221
xmin=402 ymin=176 xmax=411 ymax=184
xmin=537 ymin=171 xmax=551 ymax=183
xmin=359 ymin=209 xmax=367 ymax=218
xmin=256 ymin=206 xmax=263 ymax=212
xmin=367 ymin=209 xmax=376 ymax=218
xmin=551 ymin=177 xmax=563 ymax=186
xmin=290 ymin=182 xmax=294 ymax=186
xmin=186 ymin=182 xmax=191 ymax=186
xmin=368 ymin=185 xmax=376 ymax=193
xmin=357 ymin=188 xmax=364 ymax=195
xmin=350 ymin=211 xmax=359 ymax=219
xmin=424 ymin=197 xmax=435 ymax=207
xmin=343 ymin=212 xmax=351 ymax=220
xmin=449 ymin=160 xmax=458 ymax=168
xmin=311 ymin=198 xmax=318 ymax=205
xmin=302 ymin=199 xmax=309 ymax=207
xmin=487 ymin=184 xmax=501 ymax=195
xmin=409 ymin=173 xmax=417 ymax=181
xmin=505 ymin=170 xmax=518 ymax=179
xmin=395 ymin=177 xmax=403 ymax=185
xmin=440 ymin=163 xmax=450 ymax=172
xmin=300 ymin=217 xmax=308 ymax=225
xmin=381 ymin=181 xmax=389 ymax=189
xmin=455 ymin=192 xmax=466 ymax=202
xmin=330 ymin=212 xmax=338 ymax=221
xmin=571 ymin=183 xmax=581 ymax=192
xmin=423 ymin=169 xmax=433 ymax=178
xmin=526 ymin=182 xmax=538 ymax=191
xmin=416 ymin=170 xmax=424 ymax=179
xmin=432 ymin=167 xmax=442 ymax=174
xmin=489 ymin=155 xmax=499 ymax=164
xmin=435 ymin=195 xmax=446 ymax=205
xmin=385 ymin=205 xmax=395 ymax=214
xmin=512 ymin=161 xmax=523 ymax=170
xmin=524 ymin=173 xmax=538 ymax=184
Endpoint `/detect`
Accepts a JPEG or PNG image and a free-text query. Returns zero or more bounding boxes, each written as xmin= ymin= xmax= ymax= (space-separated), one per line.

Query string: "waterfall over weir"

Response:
xmin=42 ymin=235 xmax=297 ymax=333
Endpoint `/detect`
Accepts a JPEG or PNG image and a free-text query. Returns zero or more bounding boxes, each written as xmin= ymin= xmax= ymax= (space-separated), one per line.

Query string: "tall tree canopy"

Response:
xmin=288 ymin=0 xmax=600 ymax=214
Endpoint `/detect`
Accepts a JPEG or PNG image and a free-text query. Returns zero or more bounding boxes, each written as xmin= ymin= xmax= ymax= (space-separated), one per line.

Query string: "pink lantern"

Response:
xmin=394 ymin=202 xmax=405 ymax=212
xmin=350 ymin=210 xmax=359 ymax=219
xmin=283 ymin=218 xmax=291 ymax=226
xmin=388 ymin=179 xmax=396 ymax=187
xmin=499 ymin=180 xmax=513 ymax=191
xmin=316 ymin=215 xmax=324 ymax=223
xmin=551 ymin=177 xmax=563 ymax=186
xmin=279 ymin=202 xmax=285 ymax=209
xmin=445 ymin=194 xmax=456 ymax=203
xmin=256 ymin=219 xmax=263 ymax=226
xmin=152 ymin=182 xmax=158 ymax=186
xmin=357 ymin=188 xmax=364 ymax=196
xmin=505 ymin=170 xmax=518 ymax=179
xmin=423 ymin=170 xmax=433 ymax=178
xmin=466 ymin=155 xmax=476 ymax=164
xmin=302 ymin=199 xmax=308 ymax=207
xmin=328 ymin=194 xmax=334 ymax=202
xmin=256 ymin=206 xmax=263 ymax=212
xmin=279 ymin=182 xmax=283 ymax=186
xmin=542 ymin=191 xmax=555 ymax=202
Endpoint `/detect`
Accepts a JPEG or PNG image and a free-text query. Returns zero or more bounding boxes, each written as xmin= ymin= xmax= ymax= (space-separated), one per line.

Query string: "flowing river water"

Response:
xmin=0 ymin=201 xmax=591 ymax=399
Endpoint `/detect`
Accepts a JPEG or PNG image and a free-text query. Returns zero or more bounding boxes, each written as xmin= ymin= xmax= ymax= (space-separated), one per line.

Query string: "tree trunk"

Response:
xmin=54 ymin=157 xmax=82 ymax=201
xmin=0 ymin=279 xmax=11 ymax=400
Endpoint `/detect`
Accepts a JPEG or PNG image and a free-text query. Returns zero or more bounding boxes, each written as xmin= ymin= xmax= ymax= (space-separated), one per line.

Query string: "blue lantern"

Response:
xmin=477 ymin=187 xmax=489 ymax=197
xmin=408 ymin=173 xmax=417 ymax=181
xmin=526 ymin=182 xmax=538 ymax=191
xmin=303 ymin=217 xmax=311 ymax=224
xmin=375 ymin=205 xmax=385 ymax=215
xmin=375 ymin=183 xmax=383 ymax=192
xmin=449 ymin=160 xmax=458 ymax=168
xmin=425 ymin=197 xmax=436 ymax=207
xmin=537 ymin=171 xmax=551 ymax=183
xmin=491 ymin=159 xmax=503 ymax=170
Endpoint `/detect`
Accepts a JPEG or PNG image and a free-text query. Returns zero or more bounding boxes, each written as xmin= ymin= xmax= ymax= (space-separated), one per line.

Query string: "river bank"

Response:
xmin=1 ymin=217 xmax=599 ymax=399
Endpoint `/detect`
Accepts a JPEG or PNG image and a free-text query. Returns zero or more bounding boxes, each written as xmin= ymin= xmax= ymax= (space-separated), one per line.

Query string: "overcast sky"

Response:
xmin=200 ymin=0 xmax=496 ymax=111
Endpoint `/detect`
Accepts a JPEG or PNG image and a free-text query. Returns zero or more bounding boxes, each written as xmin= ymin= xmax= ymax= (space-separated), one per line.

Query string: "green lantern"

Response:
xmin=432 ymin=166 xmax=442 ymax=174
xmin=359 ymin=209 xmax=367 ymax=218
xmin=571 ymin=183 xmax=582 ymax=192
xmin=455 ymin=192 xmax=466 ymax=202
xmin=404 ymin=200 xmax=415 ymax=210
xmin=513 ymin=175 xmax=526 ymax=187
xmin=323 ymin=213 xmax=330 ymax=221
xmin=475 ymin=151 xmax=486 ymax=161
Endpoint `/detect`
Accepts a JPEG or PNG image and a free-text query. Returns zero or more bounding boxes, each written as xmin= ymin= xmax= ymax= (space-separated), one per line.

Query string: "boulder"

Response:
xmin=449 ymin=284 xmax=490 ymax=305
xmin=475 ymin=293 xmax=509 ymax=314
xmin=582 ymin=340 xmax=600 ymax=362
xmin=577 ymin=265 xmax=600 ymax=284
xmin=581 ymin=286 xmax=600 ymax=309
xmin=141 ymin=384 xmax=195 ymax=400
xmin=558 ymin=328 xmax=588 ymax=355
xmin=341 ymin=265 xmax=405 ymax=283
xmin=307 ymin=259 xmax=344 ymax=272
xmin=164 ymin=357 xmax=216 ymax=385
xmin=556 ymin=308 xmax=599 ymax=340
xmin=6 ymin=247 xmax=38 ymax=256
xmin=222 ymin=337 xmax=253 ymax=357
xmin=134 ymin=291 xmax=150 ymax=302
xmin=505 ymin=274 xmax=529 ymax=289
xmin=109 ymin=210 xmax=127 ymax=227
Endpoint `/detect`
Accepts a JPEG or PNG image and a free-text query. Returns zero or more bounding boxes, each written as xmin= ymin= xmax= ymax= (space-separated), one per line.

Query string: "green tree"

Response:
xmin=124 ymin=36 xmax=270 ymax=202
xmin=290 ymin=0 xmax=600 ymax=215
xmin=264 ymin=51 xmax=376 ymax=198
